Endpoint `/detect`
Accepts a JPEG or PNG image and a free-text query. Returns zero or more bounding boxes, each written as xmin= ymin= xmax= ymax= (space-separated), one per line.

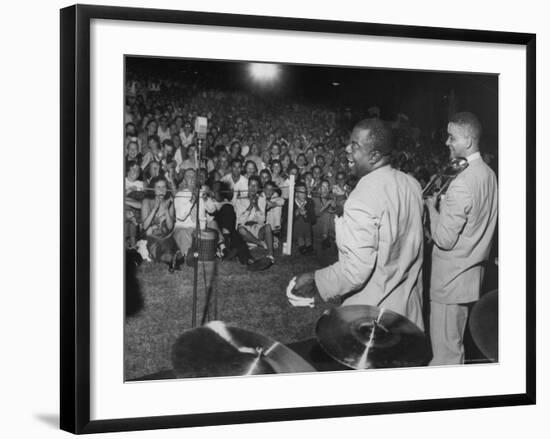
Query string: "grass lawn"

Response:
xmin=125 ymin=245 xmax=338 ymax=380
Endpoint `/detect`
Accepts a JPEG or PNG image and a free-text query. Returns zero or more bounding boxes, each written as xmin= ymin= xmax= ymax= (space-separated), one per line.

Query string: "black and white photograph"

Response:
xmin=123 ymin=56 xmax=499 ymax=381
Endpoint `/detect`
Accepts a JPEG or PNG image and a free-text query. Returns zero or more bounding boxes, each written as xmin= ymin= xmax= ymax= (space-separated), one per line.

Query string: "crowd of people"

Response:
xmin=124 ymin=74 xmax=495 ymax=273
xmin=124 ymin=70 xmax=499 ymax=367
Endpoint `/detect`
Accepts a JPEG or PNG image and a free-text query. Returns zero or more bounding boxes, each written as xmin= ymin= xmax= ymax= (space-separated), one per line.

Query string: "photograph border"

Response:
xmin=60 ymin=4 xmax=536 ymax=434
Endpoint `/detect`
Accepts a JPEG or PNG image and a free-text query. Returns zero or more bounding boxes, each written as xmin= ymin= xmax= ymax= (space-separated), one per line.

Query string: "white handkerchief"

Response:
xmin=286 ymin=276 xmax=315 ymax=308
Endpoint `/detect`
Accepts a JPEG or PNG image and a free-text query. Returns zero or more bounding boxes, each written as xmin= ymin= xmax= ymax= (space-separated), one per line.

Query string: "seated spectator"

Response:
xmin=259 ymin=168 xmax=272 ymax=189
xmin=174 ymin=143 xmax=188 ymax=171
xmin=283 ymin=182 xmax=316 ymax=254
xmin=124 ymin=161 xmax=144 ymax=248
xmin=141 ymin=176 xmax=181 ymax=271
xmin=179 ymin=121 xmax=194 ymax=147
xmin=206 ymin=169 xmax=222 ymax=188
xmin=164 ymin=160 xmax=179 ymax=195
xmin=305 ymin=147 xmax=315 ymax=168
xmin=312 ymin=179 xmax=337 ymax=249
xmin=230 ymin=140 xmax=242 ymax=160
xmin=244 ymin=160 xmax=258 ymax=179
xmin=141 ymin=135 xmax=162 ymax=170
xmin=295 ymin=153 xmax=308 ymax=175
xmin=206 ymin=181 xmax=255 ymax=266
xmin=157 ymin=116 xmax=171 ymax=142
xmin=260 ymin=149 xmax=271 ymax=170
xmin=173 ymin=169 xmax=201 ymax=261
xmin=161 ymin=139 xmax=175 ymax=164
xmin=144 ymin=161 xmax=162 ymax=186
xmin=179 ymin=144 xmax=197 ymax=171
xmin=126 ymin=140 xmax=142 ymax=168
xmin=125 ymin=122 xmax=141 ymax=151
xmin=270 ymin=142 xmax=281 ymax=161
xmin=246 ymin=142 xmax=263 ymax=171
xmin=235 ymin=176 xmax=275 ymax=265
xmin=216 ymin=151 xmax=231 ymax=177
xmin=280 ymin=152 xmax=292 ymax=175
xmin=221 ymin=158 xmax=248 ymax=202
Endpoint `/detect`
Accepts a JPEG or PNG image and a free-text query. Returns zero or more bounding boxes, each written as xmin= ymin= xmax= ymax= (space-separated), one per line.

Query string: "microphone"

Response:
xmin=194 ymin=116 xmax=208 ymax=141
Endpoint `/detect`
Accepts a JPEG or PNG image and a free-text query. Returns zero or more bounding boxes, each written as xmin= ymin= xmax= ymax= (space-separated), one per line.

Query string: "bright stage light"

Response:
xmin=248 ymin=63 xmax=280 ymax=82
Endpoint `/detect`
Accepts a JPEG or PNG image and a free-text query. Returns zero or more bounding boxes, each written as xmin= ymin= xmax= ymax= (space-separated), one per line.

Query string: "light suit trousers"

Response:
xmin=429 ymin=301 xmax=469 ymax=366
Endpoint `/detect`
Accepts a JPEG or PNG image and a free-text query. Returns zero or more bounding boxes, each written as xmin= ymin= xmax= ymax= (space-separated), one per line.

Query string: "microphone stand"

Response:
xmin=191 ymin=136 xmax=203 ymax=328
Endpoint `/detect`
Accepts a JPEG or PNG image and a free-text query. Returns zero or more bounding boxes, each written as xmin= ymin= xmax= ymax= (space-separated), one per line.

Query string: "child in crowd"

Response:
xmin=283 ymin=182 xmax=316 ymax=254
xmin=312 ymin=179 xmax=337 ymax=249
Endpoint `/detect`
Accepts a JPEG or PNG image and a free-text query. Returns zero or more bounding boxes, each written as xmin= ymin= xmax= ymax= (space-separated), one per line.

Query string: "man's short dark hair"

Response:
xmin=449 ymin=111 xmax=482 ymax=141
xmin=230 ymin=157 xmax=242 ymax=167
xmin=354 ymin=118 xmax=394 ymax=155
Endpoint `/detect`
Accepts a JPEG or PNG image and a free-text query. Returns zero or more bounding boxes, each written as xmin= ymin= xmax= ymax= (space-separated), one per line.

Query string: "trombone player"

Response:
xmin=425 ymin=112 xmax=498 ymax=365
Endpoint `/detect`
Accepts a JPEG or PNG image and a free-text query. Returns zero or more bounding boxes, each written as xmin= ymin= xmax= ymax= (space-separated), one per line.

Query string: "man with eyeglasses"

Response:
xmin=291 ymin=118 xmax=425 ymax=331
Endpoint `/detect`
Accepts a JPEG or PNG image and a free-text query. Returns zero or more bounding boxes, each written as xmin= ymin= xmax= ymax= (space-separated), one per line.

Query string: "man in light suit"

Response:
xmin=292 ymin=119 xmax=425 ymax=330
xmin=426 ymin=112 xmax=498 ymax=365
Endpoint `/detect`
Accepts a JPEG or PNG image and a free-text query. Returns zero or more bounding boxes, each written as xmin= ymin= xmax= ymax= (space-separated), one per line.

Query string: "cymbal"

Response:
xmin=469 ymin=290 xmax=498 ymax=362
xmin=316 ymin=305 xmax=429 ymax=369
xmin=171 ymin=321 xmax=315 ymax=378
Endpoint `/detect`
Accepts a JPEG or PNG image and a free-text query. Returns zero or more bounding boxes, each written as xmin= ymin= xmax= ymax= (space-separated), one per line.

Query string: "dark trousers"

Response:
xmin=213 ymin=204 xmax=252 ymax=264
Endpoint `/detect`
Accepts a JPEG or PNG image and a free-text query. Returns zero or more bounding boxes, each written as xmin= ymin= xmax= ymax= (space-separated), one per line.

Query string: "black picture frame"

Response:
xmin=60 ymin=4 xmax=536 ymax=434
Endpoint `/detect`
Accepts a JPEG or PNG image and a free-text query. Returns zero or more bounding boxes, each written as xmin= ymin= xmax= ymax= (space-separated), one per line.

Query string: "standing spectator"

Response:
xmin=332 ymin=171 xmax=349 ymax=216
xmin=263 ymin=181 xmax=285 ymax=247
xmin=312 ymin=179 xmax=337 ymax=249
xmin=283 ymin=182 xmax=316 ymax=254
xmin=269 ymin=159 xmax=286 ymax=197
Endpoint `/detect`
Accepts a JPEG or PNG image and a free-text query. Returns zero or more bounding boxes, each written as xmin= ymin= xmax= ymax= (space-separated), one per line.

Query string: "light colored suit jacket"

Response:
xmin=314 ymin=165 xmax=425 ymax=330
xmin=429 ymin=154 xmax=498 ymax=304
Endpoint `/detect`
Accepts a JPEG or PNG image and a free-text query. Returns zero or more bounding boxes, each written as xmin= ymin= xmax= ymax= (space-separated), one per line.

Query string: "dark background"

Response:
xmin=126 ymin=56 xmax=498 ymax=153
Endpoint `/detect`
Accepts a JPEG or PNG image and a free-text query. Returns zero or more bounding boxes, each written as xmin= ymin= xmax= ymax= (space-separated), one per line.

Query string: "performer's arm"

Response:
xmin=314 ymin=198 xmax=379 ymax=301
xmin=428 ymin=178 xmax=472 ymax=250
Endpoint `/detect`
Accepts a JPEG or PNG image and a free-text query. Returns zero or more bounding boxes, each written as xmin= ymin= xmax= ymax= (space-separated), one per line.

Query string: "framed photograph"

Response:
xmin=60 ymin=4 xmax=536 ymax=434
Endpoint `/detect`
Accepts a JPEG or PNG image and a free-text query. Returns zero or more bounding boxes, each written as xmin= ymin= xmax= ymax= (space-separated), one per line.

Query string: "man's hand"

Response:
xmin=292 ymin=272 xmax=317 ymax=299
